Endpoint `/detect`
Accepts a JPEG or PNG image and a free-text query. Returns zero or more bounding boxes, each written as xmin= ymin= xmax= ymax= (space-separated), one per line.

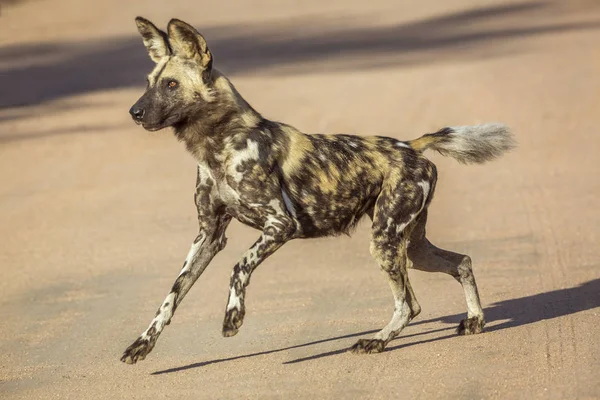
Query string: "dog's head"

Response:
xmin=129 ymin=17 xmax=215 ymax=131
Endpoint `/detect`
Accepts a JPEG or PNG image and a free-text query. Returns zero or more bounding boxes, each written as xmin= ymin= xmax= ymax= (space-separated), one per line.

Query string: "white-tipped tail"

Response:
xmin=409 ymin=123 xmax=516 ymax=164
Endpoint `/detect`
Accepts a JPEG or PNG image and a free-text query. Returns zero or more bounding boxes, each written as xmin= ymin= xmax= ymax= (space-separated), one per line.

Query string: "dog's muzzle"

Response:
xmin=129 ymin=106 xmax=145 ymax=123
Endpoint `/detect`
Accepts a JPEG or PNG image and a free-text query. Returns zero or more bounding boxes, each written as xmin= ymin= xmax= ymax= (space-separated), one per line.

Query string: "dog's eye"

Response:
xmin=168 ymin=81 xmax=178 ymax=88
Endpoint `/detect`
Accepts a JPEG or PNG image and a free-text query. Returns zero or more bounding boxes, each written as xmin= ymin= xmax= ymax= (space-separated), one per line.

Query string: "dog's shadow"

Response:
xmin=152 ymin=278 xmax=599 ymax=375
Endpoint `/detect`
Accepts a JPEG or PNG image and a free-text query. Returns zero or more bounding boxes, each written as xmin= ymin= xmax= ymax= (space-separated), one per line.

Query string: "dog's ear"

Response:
xmin=167 ymin=19 xmax=212 ymax=69
xmin=135 ymin=17 xmax=170 ymax=63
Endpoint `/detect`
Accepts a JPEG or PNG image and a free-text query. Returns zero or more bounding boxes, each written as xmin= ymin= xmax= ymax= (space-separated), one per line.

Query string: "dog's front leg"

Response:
xmin=121 ymin=214 xmax=231 ymax=364
xmin=222 ymin=216 xmax=295 ymax=337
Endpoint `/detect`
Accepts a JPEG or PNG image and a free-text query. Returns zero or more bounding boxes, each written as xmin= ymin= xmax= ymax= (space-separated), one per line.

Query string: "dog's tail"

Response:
xmin=408 ymin=123 xmax=516 ymax=164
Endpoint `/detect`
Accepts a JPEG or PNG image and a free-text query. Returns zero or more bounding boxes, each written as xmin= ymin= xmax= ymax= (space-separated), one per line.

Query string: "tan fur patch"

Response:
xmin=280 ymin=126 xmax=314 ymax=174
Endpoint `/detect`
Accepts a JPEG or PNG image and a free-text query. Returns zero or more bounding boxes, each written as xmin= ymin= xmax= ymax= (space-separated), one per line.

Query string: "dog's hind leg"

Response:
xmin=350 ymin=182 xmax=426 ymax=354
xmin=405 ymin=277 xmax=421 ymax=319
xmin=365 ymin=206 xmax=421 ymax=320
xmin=407 ymin=211 xmax=485 ymax=334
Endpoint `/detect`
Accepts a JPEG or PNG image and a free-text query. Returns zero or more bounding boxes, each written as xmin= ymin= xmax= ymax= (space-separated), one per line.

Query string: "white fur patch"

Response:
xmin=143 ymin=292 xmax=177 ymax=337
xmin=386 ymin=217 xmax=395 ymax=232
xmin=178 ymin=237 xmax=205 ymax=276
xmin=394 ymin=182 xmax=430 ymax=234
xmin=229 ymin=140 xmax=259 ymax=183
xmin=147 ymin=57 xmax=169 ymax=86
xmin=227 ymin=288 xmax=241 ymax=311
xmin=239 ymin=270 xmax=249 ymax=285
xmin=268 ymin=199 xmax=285 ymax=215
xmin=395 ymin=214 xmax=415 ymax=234
xmin=417 ymin=181 xmax=430 ymax=206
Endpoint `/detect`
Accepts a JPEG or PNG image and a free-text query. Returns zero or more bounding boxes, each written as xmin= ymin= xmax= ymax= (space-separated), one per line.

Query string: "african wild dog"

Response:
xmin=121 ymin=17 xmax=516 ymax=364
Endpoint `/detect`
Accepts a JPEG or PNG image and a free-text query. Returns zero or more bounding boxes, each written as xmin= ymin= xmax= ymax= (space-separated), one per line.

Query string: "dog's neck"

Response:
xmin=173 ymin=70 xmax=264 ymax=164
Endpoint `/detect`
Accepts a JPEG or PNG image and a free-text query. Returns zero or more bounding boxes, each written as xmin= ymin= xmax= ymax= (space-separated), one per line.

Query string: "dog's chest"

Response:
xmin=197 ymin=161 xmax=280 ymax=231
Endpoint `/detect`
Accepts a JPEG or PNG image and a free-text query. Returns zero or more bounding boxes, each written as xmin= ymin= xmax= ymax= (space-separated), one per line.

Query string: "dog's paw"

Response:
xmin=222 ymin=308 xmax=244 ymax=337
xmin=120 ymin=336 xmax=156 ymax=364
xmin=349 ymin=339 xmax=386 ymax=354
xmin=222 ymin=323 xmax=239 ymax=337
xmin=457 ymin=317 xmax=485 ymax=335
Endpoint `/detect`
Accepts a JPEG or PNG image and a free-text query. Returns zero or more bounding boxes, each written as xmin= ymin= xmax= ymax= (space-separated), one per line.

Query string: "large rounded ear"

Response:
xmin=167 ymin=19 xmax=212 ymax=70
xmin=135 ymin=17 xmax=171 ymax=63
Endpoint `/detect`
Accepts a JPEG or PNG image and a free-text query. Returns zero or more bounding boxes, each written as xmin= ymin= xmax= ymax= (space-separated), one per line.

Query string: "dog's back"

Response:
xmin=273 ymin=127 xmax=436 ymax=238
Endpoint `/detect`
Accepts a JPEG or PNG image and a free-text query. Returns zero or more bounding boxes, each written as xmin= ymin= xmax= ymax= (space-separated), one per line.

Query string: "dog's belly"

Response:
xmin=214 ymin=182 xmax=276 ymax=232
xmin=278 ymin=133 xmax=397 ymax=238
xmin=285 ymin=183 xmax=379 ymax=238
xmin=224 ymin=204 xmax=272 ymax=232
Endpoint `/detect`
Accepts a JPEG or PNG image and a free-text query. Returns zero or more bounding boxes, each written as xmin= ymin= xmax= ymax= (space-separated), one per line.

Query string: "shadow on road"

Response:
xmin=151 ymin=325 xmax=453 ymax=375
xmin=1 ymin=2 xmax=599 ymax=111
xmin=152 ymin=278 xmax=599 ymax=373
xmin=0 ymin=0 xmax=22 ymax=6
xmin=151 ymin=329 xmax=377 ymax=375
xmin=437 ymin=277 xmax=600 ymax=332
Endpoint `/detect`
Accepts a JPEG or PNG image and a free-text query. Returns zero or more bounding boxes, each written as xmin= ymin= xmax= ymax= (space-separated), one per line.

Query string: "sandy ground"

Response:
xmin=1 ymin=0 xmax=599 ymax=398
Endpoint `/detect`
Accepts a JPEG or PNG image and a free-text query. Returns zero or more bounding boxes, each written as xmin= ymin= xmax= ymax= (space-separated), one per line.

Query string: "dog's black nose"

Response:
xmin=129 ymin=106 xmax=145 ymax=120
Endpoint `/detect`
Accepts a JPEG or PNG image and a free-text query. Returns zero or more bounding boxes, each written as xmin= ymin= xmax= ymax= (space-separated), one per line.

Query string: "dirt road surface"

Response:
xmin=1 ymin=0 xmax=599 ymax=398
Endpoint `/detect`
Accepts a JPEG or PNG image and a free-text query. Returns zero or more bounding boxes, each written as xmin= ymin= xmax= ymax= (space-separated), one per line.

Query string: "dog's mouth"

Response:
xmin=141 ymin=123 xmax=164 ymax=132
xmin=139 ymin=115 xmax=180 ymax=132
